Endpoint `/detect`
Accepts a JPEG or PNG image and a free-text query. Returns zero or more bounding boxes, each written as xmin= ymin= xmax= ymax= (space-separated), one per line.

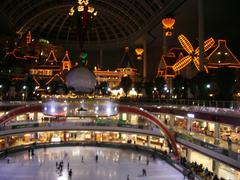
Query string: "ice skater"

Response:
xmin=95 ymin=154 xmax=98 ymax=163
xmin=142 ymin=168 xmax=147 ymax=176
xmin=138 ymin=155 xmax=141 ymax=161
xmin=68 ymin=169 xmax=72 ymax=179
xmin=146 ymin=158 xmax=149 ymax=165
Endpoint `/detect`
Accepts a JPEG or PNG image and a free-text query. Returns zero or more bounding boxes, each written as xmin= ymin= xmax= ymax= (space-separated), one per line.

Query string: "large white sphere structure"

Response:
xmin=65 ymin=67 xmax=96 ymax=93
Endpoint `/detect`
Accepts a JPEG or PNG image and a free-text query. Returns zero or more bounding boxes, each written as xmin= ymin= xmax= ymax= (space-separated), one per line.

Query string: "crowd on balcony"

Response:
xmin=180 ymin=157 xmax=224 ymax=180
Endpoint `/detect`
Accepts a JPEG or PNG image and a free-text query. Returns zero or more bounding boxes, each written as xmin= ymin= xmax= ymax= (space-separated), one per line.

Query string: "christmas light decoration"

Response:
xmin=173 ymin=34 xmax=215 ymax=72
xmin=69 ymin=0 xmax=97 ymax=21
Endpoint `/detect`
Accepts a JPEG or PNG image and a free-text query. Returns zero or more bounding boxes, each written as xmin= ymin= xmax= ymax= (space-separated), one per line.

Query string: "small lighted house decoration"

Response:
xmin=162 ymin=17 xmax=175 ymax=36
xmin=62 ymin=50 xmax=72 ymax=71
xmin=135 ymin=48 xmax=144 ymax=60
xmin=207 ymin=40 xmax=240 ymax=68
xmin=173 ymin=34 xmax=215 ymax=73
xmin=45 ymin=49 xmax=58 ymax=65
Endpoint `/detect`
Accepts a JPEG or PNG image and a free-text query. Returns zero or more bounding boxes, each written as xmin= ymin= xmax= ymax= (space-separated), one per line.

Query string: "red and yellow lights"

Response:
xmin=69 ymin=0 xmax=97 ymax=17
xmin=173 ymin=34 xmax=215 ymax=72
xmin=135 ymin=48 xmax=144 ymax=60
xmin=162 ymin=17 xmax=175 ymax=36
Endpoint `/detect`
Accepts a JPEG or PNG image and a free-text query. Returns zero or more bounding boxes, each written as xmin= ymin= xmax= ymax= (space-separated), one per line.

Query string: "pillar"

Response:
xmin=147 ymin=136 xmax=150 ymax=147
xmin=212 ymin=159 xmax=219 ymax=175
xmin=34 ymin=112 xmax=38 ymax=121
xmin=169 ymin=115 xmax=175 ymax=128
xmin=143 ymin=36 xmax=147 ymax=80
xmin=214 ymin=122 xmax=220 ymax=145
xmin=187 ymin=117 xmax=193 ymax=132
xmin=198 ymin=0 xmax=205 ymax=71
xmin=162 ymin=30 xmax=167 ymax=55
xmin=186 ymin=148 xmax=191 ymax=162
xmin=127 ymin=113 xmax=131 ymax=124
xmin=63 ymin=131 xmax=67 ymax=142
xmin=99 ymin=48 xmax=103 ymax=68
xmin=4 ymin=136 xmax=9 ymax=149
xmin=168 ymin=78 xmax=173 ymax=97
xmin=119 ymin=132 xmax=122 ymax=140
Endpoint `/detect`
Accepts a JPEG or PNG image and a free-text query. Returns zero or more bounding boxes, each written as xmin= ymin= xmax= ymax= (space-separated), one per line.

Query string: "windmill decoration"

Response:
xmin=172 ymin=34 xmax=215 ymax=73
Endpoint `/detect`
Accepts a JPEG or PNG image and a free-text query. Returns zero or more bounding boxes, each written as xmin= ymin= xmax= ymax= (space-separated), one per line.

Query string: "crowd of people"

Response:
xmin=56 ymin=160 xmax=72 ymax=178
xmin=180 ymin=157 xmax=224 ymax=180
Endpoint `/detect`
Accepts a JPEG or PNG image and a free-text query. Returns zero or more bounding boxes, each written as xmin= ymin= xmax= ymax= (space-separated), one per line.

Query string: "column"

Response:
xmin=4 ymin=136 xmax=9 ymax=149
xmin=186 ymin=148 xmax=191 ymax=162
xmin=147 ymin=136 xmax=150 ymax=147
xmin=214 ymin=122 xmax=220 ymax=145
xmin=169 ymin=115 xmax=175 ymax=128
xmin=34 ymin=112 xmax=38 ymax=121
xmin=63 ymin=131 xmax=67 ymax=142
xmin=99 ymin=48 xmax=103 ymax=68
xmin=168 ymin=78 xmax=173 ymax=97
xmin=212 ymin=160 xmax=219 ymax=176
xmin=198 ymin=0 xmax=205 ymax=71
xmin=187 ymin=117 xmax=193 ymax=133
xmin=143 ymin=36 xmax=147 ymax=80
xmin=127 ymin=113 xmax=131 ymax=124
xmin=119 ymin=132 xmax=122 ymax=140
xmin=162 ymin=30 xmax=167 ymax=55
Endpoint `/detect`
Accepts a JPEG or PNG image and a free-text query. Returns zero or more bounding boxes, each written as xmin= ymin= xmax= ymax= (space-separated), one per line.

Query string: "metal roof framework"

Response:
xmin=0 ymin=0 xmax=185 ymax=48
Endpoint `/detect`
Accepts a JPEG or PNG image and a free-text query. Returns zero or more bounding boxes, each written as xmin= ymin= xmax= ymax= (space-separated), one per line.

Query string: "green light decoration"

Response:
xmin=79 ymin=51 xmax=88 ymax=66
xmin=81 ymin=52 xmax=88 ymax=59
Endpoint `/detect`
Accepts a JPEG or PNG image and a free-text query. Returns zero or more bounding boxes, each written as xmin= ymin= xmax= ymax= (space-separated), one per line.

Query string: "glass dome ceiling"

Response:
xmin=0 ymin=0 xmax=184 ymax=47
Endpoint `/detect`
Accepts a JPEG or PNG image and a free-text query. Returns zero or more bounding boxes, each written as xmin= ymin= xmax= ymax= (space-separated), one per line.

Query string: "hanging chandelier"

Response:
xmin=69 ymin=0 xmax=97 ymax=17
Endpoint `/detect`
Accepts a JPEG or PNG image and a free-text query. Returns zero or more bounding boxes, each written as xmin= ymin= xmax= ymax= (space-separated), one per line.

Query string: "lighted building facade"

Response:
xmin=157 ymin=39 xmax=240 ymax=80
xmin=30 ymin=49 xmax=72 ymax=89
xmin=94 ymin=47 xmax=139 ymax=89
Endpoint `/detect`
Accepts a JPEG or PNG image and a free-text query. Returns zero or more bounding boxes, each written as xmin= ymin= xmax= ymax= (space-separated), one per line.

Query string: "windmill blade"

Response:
xmin=204 ymin=38 xmax=215 ymax=52
xmin=173 ymin=55 xmax=192 ymax=71
xmin=204 ymin=65 xmax=209 ymax=74
xmin=195 ymin=37 xmax=215 ymax=55
xmin=193 ymin=57 xmax=200 ymax=71
xmin=178 ymin=34 xmax=194 ymax=54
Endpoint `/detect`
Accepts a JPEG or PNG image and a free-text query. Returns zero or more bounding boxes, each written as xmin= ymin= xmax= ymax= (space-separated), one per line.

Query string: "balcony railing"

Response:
xmin=175 ymin=132 xmax=240 ymax=161
xmin=118 ymin=98 xmax=240 ymax=109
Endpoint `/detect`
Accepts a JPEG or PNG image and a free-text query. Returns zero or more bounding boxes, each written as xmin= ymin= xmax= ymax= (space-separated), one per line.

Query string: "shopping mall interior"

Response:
xmin=0 ymin=0 xmax=239 ymax=180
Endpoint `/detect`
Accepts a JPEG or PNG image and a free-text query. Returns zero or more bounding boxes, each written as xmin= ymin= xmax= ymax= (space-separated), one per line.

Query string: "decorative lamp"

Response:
xmin=124 ymin=47 xmax=129 ymax=53
xmin=162 ymin=17 xmax=175 ymax=36
xmin=135 ymin=48 xmax=144 ymax=60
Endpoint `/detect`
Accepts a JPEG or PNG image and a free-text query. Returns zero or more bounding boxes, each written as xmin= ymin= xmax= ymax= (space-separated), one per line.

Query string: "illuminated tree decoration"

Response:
xmin=162 ymin=17 xmax=175 ymax=36
xmin=173 ymin=34 xmax=215 ymax=73
xmin=135 ymin=48 xmax=144 ymax=60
